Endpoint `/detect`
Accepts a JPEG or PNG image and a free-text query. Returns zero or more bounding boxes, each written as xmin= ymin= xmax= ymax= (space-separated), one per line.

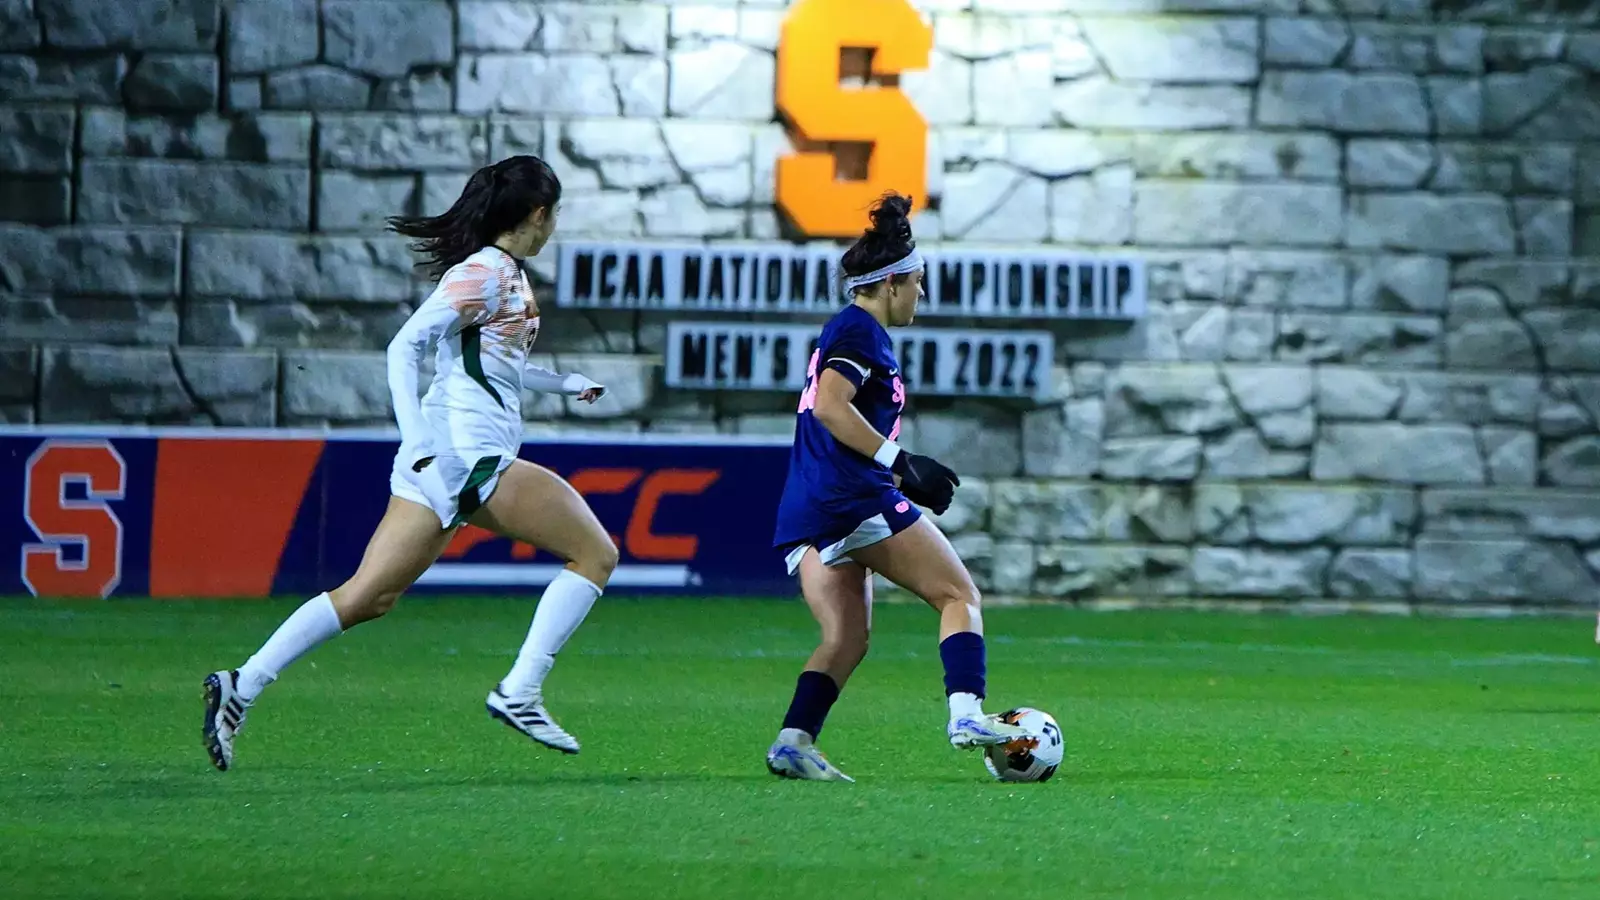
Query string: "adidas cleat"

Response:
xmin=486 ymin=686 xmax=580 ymax=754
xmin=202 ymin=670 xmax=251 ymax=772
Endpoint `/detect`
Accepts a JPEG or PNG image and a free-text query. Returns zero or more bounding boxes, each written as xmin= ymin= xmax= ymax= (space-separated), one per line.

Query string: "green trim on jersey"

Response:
xmin=460 ymin=325 xmax=504 ymax=408
xmin=452 ymin=455 xmax=503 ymax=527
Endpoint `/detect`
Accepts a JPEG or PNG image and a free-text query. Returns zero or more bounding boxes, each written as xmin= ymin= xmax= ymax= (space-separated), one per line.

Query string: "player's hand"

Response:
xmin=401 ymin=432 xmax=441 ymax=473
xmin=893 ymin=452 xmax=959 ymax=514
xmin=577 ymin=385 xmax=606 ymax=404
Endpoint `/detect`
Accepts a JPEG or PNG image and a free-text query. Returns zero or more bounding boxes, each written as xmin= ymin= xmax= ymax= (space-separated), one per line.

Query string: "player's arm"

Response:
xmin=386 ymin=263 xmax=499 ymax=466
xmin=524 ymin=361 xmax=606 ymax=403
xmin=812 ymin=366 xmax=961 ymax=512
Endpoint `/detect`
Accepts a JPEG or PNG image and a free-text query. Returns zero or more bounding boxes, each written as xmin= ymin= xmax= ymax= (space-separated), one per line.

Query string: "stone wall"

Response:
xmin=3 ymin=0 xmax=1600 ymax=610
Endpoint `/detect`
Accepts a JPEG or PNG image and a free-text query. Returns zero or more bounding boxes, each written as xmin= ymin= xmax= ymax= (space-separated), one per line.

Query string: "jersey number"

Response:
xmin=21 ymin=441 xmax=127 ymax=598
xmin=776 ymin=0 xmax=933 ymax=238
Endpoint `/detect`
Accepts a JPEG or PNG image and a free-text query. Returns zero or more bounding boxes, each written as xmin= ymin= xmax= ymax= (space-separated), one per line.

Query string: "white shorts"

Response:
xmin=390 ymin=450 xmax=514 ymax=529
xmin=783 ymin=514 xmax=897 ymax=576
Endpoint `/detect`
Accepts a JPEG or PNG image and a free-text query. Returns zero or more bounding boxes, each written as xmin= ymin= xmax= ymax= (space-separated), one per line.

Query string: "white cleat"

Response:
xmin=486 ymin=686 xmax=580 ymax=754
xmin=766 ymin=731 xmax=854 ymax=783
xmin=948 ymin=713 xmax=1031 ymax=750
xmin=202 ymin=670 xmax=251 ymax=772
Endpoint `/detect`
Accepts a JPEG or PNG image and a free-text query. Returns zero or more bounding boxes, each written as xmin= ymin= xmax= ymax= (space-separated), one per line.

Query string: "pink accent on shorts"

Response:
xmin=895 ymin=501 xmax=910 ymax=514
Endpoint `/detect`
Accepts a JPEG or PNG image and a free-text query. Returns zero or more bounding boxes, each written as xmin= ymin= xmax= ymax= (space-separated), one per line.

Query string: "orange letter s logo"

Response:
xmin=776 ymin=0 xmax=933 ymax=239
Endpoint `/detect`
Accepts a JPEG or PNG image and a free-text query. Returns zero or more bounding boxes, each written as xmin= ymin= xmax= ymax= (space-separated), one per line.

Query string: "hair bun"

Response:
xmin=866 ymin=192 xmax=913 ymax=242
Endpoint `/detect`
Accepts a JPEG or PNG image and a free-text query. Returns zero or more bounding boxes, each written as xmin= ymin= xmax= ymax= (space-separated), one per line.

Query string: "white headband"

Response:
xmin=841 ymin=250 xmax=925 ymax=300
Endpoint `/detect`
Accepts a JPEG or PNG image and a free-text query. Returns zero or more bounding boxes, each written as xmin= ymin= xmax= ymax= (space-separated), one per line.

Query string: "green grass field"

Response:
xmin=2 ymin=596 xmax=1598 ymax=899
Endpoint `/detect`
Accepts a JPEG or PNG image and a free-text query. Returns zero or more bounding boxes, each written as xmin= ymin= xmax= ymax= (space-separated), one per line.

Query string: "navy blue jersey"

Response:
xmin=773 ymin=304 xmax=909 ymax=549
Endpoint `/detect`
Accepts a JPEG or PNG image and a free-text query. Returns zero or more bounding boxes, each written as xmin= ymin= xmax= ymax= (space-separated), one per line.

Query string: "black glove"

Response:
xmin=892 ymin=452 xmax=960 ymax=515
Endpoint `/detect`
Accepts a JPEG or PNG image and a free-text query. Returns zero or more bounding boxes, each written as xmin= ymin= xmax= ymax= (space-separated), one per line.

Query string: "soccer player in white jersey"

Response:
xmin=201 ymin=155 xmax=618 ymax=771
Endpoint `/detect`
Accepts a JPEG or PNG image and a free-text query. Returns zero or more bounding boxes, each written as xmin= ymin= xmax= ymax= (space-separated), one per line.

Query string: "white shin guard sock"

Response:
xmin=236 ymin=593 xmax=344 ymax=701
xmin=500 ymin=569 xmax=603 ymax=697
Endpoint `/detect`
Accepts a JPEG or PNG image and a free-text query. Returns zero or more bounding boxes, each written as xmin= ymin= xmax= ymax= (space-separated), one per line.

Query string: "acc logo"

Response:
xmin=444 ymin=467 xmax=720 ymax=563
xmin=775 ymin=0 xmax=933 ymax=238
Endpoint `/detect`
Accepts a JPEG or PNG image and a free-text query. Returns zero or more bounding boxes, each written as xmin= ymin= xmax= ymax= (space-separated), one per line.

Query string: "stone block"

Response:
xmin=1350 ymin=255 xmax=1449 ymax=313
xmin=80 ymin=110 xmax=312 ymax=163
xmin=0 ymin=174 xmax=69 ymax=224
xmin=227 ymin=0 xmax=318 ymax=74
xmin=125 ymin=53 xmax=216 ymax=111
xmin=1329 ymin=549 xmax=1413 ymax=599
xmin=323 ymin=0 xmax=453 ymax=79
xmin=1543 ymin=436 xmax=1600 ymax=487
xmin=1130 ymin=132 xmax=1341 ymax=183
xmin=1257 ymin=71 xmax=1430 ymax=134
xmin=1526 ymin=308 xmax=1600 ymax=372
xmin=186 ymin=231 xmax=419 ymax=303
xmin=1485 ymin=66 xmax=1600 ymax=139
xmin=1263 ymin=17 xmax=1350 ymax=66
xmin=1021 ymin=399 xmax=1102 ymax=477
xmin=1347 ymin=193 xmax=1515 ymax=254
xmin=1049 ymin=165 xmax=1132 ymax=244
xmin=1 ymin=0 xmax=41 ymax=50
xmin=39 ymin=346 xmax=273 ymax=425
xmin=373 ymin=71 xmax=453 ymax=112
xmin=1275 ymin=313 xmax=1442 ymax=367
xmin=1 ymin=294 xmax=178 ymax=345
xmin=910 ymin=411 xmax=1022 ymax=478
xmin=0 ymin=347 xmax=36 ymax=422
xmin=318 ymin=115 xmax=488 ymax=171
xmin=280 ymin=350 xmax=391 ymax=424
xmin=0 ymin=106 xmax=74 ymax=173
xmin=1101 ymin=436 xmax=1201 ymax=481
xmin=38 ymin=0 xmax=219 ymax=51
xmin=1134 ymin=182 xmax=1343 ymax=247
xmin=1422 ymin=487 xmax=1600 ymax=542
xmin=1192 ymin=547 xmax=1332 ymax=598
xmin=1414 ymin=538 xmax=1599 ymax=605
xmin=317 ymin=171 xmax=418 ymax=232
xmin=264 ymin=65 xmax=371 ymax=110
xmin=1514 ymin=198 xmax=1573 ymax=256
xmin=1195 ymin=483 xmax=1417 ymax=546
xmin=0 ymin=224 xmax=181 ymax=295
xmin=457 ymin=53 xmax=667 ymax=117
xmin=78 ymin=160 xmax=310 ymax=229
xmin=1105 ymin=364 xmax=1240 ymax=438
xmin=1312 ymin=423 xmax=1485 ymax=485
xmin=1081 ymin=16 xmax=1259 ymax=83
xmin=182 ymin=299 xmax=409 ymax=350
xmin=0 ymin=54 xmax=126 ymax=103
xmin=457 ymin=0 xmax=541 ymax=51
xmin=666 ymin=40 xmax=775 ymax=119
xmin=990 ymin=481 xmax=1102 ymax=541
xmin=1226 ymin=250 xmax=1348 ymax=308
xmin=1054 ymin=79 xmax=1252 ymax=130
xmin=1033 ymin=544 xmax=1191 ymax=600
xmin=1427 ymin=75 xmax=1483 ymax=136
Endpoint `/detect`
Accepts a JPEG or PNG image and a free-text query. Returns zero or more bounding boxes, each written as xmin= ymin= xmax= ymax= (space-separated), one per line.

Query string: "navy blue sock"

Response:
xmin=781 ymin=670 xmax=841 ymax=739
xmin=939 ymin=631 xmax=986 ymax=698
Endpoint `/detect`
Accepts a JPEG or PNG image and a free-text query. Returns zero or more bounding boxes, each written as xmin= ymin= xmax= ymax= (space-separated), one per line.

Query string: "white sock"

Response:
xmin=948 ymin=691 xmax=984 ymax=721
xmin=778 ymin=727 xmax=812 ymax=747
xmin=236 ymin=593 xmax=344 ymax=701
xmin=500 ymin=569 xmax=602 ymax=696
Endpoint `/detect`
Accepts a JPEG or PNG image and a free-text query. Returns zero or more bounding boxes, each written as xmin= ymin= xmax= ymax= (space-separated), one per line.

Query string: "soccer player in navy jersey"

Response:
xmin=765 ymin=193 xmax=1029 ymax=782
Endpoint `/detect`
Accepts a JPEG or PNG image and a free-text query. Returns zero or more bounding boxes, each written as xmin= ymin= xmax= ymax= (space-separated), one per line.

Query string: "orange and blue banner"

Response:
xmin=0 ymin=428 xmax=794 ymax=599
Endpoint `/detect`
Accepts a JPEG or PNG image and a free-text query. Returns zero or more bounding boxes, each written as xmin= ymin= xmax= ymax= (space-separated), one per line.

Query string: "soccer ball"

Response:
xmin=982 ymin=707 xmax=1063 ymax=783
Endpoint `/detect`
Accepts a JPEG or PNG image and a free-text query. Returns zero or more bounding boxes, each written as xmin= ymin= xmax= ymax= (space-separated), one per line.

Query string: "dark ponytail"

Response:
xmin=840 ymin=192 xmax=917 ymax=293
xmin=387 ymin=155 xmax=562 ymax=282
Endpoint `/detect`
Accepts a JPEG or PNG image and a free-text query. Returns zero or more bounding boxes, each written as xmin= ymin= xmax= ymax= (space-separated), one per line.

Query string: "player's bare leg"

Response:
xmin=472 ymin=459 xmax=617 ymax=754
xmin=849 ymin=518 xmax=1028 ymax=750
xmin=768 ymin=551 xmax=869 ymax=782
xmin=204 ymin=496 xmax=456 ymax=771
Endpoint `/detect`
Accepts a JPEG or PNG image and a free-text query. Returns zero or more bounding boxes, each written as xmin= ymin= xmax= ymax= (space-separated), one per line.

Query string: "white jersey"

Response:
xmin=385 ymin=246 xmax=602 ymax=526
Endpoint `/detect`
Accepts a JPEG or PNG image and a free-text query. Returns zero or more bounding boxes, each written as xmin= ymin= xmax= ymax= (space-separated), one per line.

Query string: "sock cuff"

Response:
xmin=939 ymin=631 xmax=984 ymax=650
xmin=553 ymin=568 xmax=604 ymax=596
xmin=313 ymin=592 xmax=345 ymax=635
